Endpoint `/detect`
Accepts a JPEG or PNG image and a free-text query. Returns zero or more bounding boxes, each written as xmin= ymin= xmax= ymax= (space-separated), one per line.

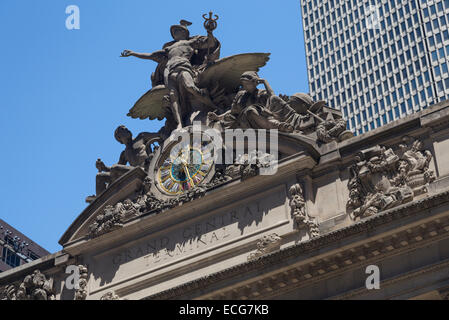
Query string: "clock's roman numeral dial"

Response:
xmin=156 ymin=134 xmax=215 ymax=195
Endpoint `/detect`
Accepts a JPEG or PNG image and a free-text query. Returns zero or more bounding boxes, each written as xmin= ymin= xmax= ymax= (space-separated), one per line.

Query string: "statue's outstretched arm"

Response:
xmin=120 ymin=49 xmax=167 ymax=63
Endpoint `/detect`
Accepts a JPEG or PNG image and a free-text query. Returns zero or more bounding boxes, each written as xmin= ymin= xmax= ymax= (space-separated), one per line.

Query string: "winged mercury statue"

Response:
xmin=121 ymin=16 xmax=271 ymax=134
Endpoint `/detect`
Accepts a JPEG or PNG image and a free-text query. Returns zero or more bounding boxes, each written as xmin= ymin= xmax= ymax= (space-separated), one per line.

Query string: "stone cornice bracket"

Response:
xmin=289 ymin=183 xmax=320 ymax=238
xmin=247 ymin=233 xmax=282 ymax=261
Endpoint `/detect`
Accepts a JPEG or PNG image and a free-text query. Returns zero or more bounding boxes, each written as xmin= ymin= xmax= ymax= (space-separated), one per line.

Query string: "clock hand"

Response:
xmin=182 ymin=162 xmax=195 ymax=187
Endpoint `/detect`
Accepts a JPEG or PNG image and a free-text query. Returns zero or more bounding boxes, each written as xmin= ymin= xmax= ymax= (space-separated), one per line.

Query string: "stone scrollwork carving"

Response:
xmin=225 ymin=151 xmax=277 ymax=181
xmin=247 ymin=233 xmax=282 ymax=261
xmin=100 ymin=291 xmax=120 ymax=300
xmin=89 ymin=204 xmax=124 ymax=238
xmin=74 ymin=265 xmax=88 ymax=300
xmin=289 ymin=183 xmax=320 ymax=238
xmin=0 ymin=270 xmax=55 ymax=300
xmin=204 ymin=167 xmax=233 ymax=188
xmin=88 ymin=176 xmax=210 ymax=239
xmin=347 ymin=136 xmax=435 ymax=220
xmin=139 ymin=176 xmax=208 ymax=213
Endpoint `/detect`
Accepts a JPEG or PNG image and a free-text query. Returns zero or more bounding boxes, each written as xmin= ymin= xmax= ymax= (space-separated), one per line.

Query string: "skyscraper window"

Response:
xmin=302 ymin=0 xmax=448 ymax=134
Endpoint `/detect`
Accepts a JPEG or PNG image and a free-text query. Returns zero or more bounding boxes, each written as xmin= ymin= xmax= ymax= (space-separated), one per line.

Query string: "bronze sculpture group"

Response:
xmin=89 ymin=12 xmax=353 ymax=215
xmin=119 ymin=14 xmax=351 ymax=140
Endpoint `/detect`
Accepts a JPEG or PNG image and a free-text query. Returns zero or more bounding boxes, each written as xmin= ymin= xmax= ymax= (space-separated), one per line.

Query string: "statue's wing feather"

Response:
xmin=198 ymin=53 xmax=270 ymax=92
xmin=127 ymin=85 xmax=169 ymax=120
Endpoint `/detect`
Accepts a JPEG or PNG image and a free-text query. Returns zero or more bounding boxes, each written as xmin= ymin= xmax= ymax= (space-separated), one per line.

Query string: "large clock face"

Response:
xmin=156 ymin=133 xmax=215 ymax=195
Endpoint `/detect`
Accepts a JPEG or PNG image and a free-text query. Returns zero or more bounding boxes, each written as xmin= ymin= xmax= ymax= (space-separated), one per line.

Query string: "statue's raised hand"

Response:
xmin=120 ymin=50 xmax=134 ymax=57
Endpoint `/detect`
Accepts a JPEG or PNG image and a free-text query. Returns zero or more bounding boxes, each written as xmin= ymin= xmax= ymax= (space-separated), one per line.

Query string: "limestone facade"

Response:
xmin=2 ymin=100 xmax=449 ymax=300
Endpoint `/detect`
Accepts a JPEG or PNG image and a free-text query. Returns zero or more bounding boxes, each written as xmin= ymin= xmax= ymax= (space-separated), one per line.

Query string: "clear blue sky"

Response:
xmin=0 ymin=0 xmax=308 ymax=253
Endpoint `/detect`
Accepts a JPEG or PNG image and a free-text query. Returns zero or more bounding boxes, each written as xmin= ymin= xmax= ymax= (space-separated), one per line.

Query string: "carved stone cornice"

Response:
xmin=144 ymin=189 xmax=449 ymax=300
xmin=251 ymin=220 xmax=449 ymax=300
xmin=333 ymin=259 xmax=449 ymax=300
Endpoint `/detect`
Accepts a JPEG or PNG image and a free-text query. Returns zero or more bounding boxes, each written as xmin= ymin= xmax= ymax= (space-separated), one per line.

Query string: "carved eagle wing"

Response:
xmin=127 ymin=85 xmax=169 ymax=120
xmin=198 ymin=53 xmax=271 ymax=92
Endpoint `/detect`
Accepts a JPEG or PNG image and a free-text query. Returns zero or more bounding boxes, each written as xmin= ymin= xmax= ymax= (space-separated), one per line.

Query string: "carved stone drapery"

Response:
xmin=347 ymin=136 xmax=435 ymax=220
xmin=247 ymin=233 xmax=282 ymax=261
xmin=289 ymin=183 xmax=320 ymax=238
xmin=0 ymin=270 xmax=55 ymax=300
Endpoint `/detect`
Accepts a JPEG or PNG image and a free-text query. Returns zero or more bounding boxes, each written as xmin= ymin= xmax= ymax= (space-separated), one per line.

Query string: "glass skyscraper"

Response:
xmin=301 ymin=0 xmax=449 ymax=135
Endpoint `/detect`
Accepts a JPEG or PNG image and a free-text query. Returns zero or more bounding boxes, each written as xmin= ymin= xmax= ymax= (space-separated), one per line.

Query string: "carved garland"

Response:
xmin=289 ymin=183 xmax=320 ymax=238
